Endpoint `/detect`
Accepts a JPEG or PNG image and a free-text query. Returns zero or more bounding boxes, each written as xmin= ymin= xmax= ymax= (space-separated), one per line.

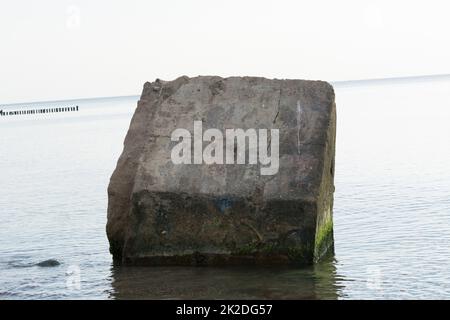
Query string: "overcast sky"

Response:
xmin=1 ymin=0 xmax=450 ymax=103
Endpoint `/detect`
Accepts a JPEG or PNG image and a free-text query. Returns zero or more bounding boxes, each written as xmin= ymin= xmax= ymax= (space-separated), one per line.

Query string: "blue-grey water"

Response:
xmin=1 ymin=78 xmax=450 ymax=299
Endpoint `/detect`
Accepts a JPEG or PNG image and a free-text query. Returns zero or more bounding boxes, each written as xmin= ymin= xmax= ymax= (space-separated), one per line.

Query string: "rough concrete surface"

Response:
xmin=107 ymin=76 xmax=336 ymax=265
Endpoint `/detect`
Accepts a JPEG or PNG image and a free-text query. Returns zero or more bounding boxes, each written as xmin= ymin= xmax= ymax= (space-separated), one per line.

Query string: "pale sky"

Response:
xmin=1 ymin=0 xmax=450 ymax=104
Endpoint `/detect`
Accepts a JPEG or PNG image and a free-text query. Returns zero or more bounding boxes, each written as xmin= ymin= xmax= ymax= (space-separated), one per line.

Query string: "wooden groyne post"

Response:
xmin=0 ymin=105 xmax=79 ymax=117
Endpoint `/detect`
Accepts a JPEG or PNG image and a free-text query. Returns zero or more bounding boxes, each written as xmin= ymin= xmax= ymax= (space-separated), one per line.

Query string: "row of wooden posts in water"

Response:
xmin=0 ymin=106 xmax=79 ymax=116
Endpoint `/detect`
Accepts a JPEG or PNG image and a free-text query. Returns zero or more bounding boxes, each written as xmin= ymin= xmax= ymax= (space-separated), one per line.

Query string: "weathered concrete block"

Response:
xmin=107 ymin=76 xmax=336 ymax=265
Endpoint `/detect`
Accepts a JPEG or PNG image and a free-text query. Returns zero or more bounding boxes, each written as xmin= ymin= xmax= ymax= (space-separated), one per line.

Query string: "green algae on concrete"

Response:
xmin=314 ymin=214 xmax=334 ymax=262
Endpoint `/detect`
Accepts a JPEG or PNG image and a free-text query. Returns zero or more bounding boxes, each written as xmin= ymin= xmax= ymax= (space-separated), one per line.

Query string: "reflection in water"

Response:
xmin=108 ymin=256 xmax=345 ymax=299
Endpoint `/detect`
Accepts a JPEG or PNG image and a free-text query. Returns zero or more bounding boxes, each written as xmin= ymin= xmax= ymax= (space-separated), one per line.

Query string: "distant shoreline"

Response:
xmin=2 ymin=73 xmax=450 ymax=106
xmin=331 ymin=73 xmax=450 ymax=87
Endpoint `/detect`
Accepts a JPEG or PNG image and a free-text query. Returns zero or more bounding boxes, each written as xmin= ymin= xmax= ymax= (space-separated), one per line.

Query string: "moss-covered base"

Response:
xmin=122 ymin=238 xmax=318 ymax=266
xmin=232 ymin=241 xmax=314 ymax=265
xmin=314 ymin=216 xmax=334 ymax=262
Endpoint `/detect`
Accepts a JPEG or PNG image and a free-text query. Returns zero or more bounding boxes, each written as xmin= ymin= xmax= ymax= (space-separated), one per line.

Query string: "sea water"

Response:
xmin=1 ymin=78 xmax=450 ymax=299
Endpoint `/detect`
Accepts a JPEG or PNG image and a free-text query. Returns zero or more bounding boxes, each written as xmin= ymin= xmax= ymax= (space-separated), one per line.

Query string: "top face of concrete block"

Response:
xmin=130 ymin=76 xmax=335 ymax=202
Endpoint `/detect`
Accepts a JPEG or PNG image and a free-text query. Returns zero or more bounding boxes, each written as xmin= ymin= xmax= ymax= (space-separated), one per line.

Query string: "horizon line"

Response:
xmin=0 ymin=94 xmax=140 ymax=108
xmin=2 ymin=73 xmax=450 ymax=106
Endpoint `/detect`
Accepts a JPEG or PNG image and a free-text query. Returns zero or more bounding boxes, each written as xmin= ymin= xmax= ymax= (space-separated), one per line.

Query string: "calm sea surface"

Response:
xmin=1 ymin=78 xmax=450 ymax=299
